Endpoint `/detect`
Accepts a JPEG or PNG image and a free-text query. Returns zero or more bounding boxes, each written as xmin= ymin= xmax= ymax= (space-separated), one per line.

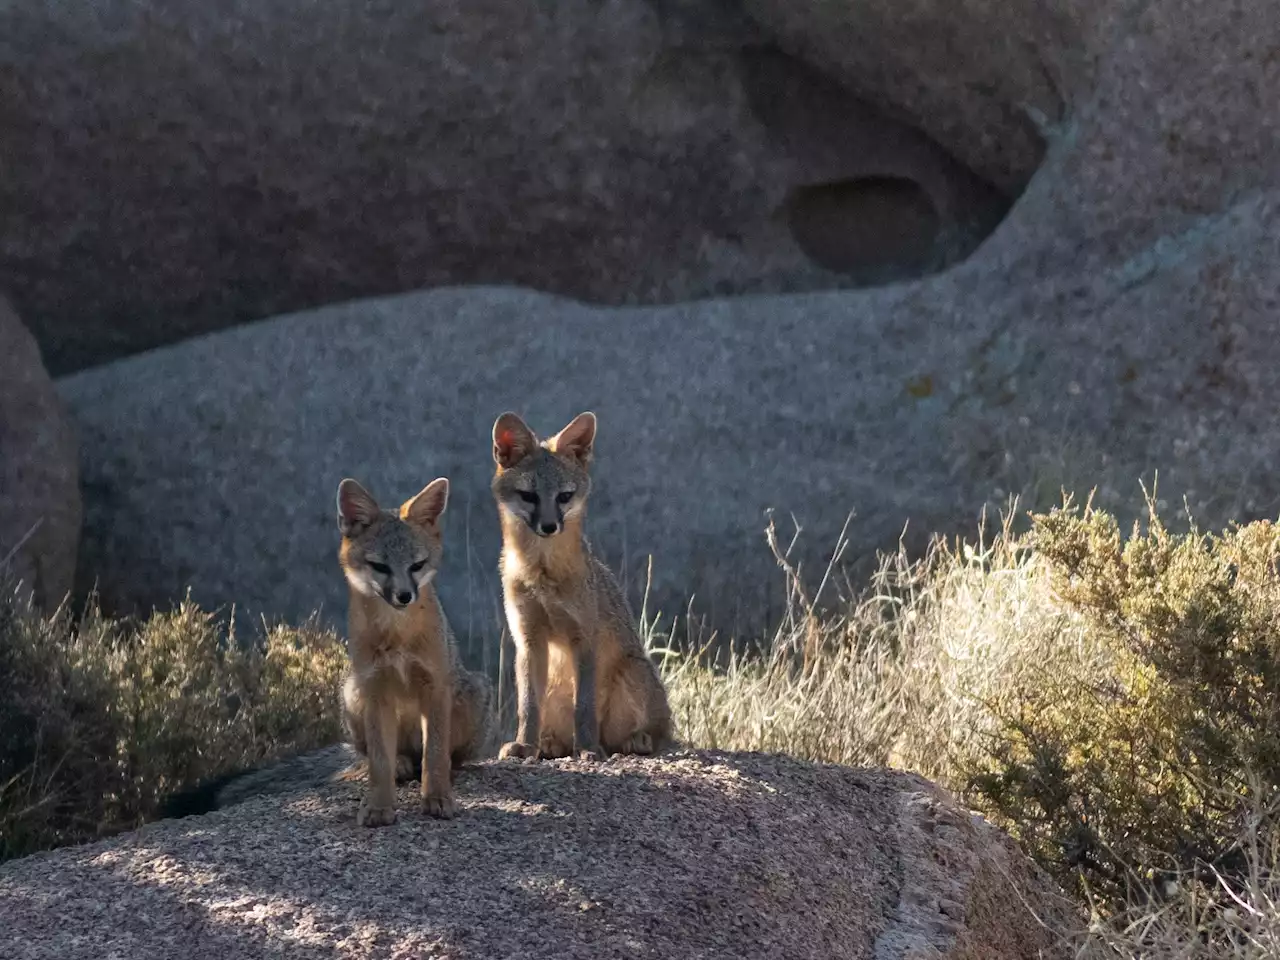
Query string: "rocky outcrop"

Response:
xmin=0 ymin=0 xmax=1008 ymax=374
xmin=55 ymin=0 xmax=1280 ymax=645
xmin=0 ymin=297 xmax=79 ymax=614
xmin=0 ymin=751 xmax=1076 ymax=958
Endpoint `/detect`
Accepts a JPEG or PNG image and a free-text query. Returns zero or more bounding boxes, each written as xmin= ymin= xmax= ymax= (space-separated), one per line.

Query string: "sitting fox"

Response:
xmin=336 ymin=477 xmax=491 ymax=825
xmin=490 ymin=411 xmax=672 ymax=762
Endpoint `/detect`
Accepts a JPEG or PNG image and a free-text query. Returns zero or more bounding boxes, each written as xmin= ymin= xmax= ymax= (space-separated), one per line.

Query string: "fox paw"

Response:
xmin=356 ymin=803 xmax=398 ymax=828
xmin=498 ymin=740 xmax=540 ymax=762
xmin=619 ymin=732 xmax=654 ymax=755
xmin=421 ymin=794 xmax=457 ymax=820
xmin=538 ymin=735 xmax=573 ymax=760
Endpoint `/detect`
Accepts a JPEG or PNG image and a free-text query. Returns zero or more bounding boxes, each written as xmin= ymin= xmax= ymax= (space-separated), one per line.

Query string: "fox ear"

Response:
xmin=549 ymin=411 xmax=596 ymax=465
xmin=402 ymin=477 xmax=449 ymax=527
xmin=337 ymin=479 xmax=380 ymax=536
xmin=493 ymin=412 xmax=538 ymax=469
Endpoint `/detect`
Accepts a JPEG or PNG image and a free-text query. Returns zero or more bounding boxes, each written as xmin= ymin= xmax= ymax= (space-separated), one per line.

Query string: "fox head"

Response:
xmin=491 ymin=411 xmax=596 ymax=539
xmin=336 ymin=477 xmax=449 ymax=609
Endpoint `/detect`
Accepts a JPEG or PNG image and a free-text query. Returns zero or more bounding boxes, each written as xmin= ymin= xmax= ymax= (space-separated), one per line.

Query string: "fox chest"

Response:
xmin=365 ymin=646 xmax=443 ymax=693
xmin=349 ymin=595 xmax=450 ymax=687
xmin=351 ymin=627 xmax=447 ymax=698
xmin=512 ymin=588 xmax=593 ymax=645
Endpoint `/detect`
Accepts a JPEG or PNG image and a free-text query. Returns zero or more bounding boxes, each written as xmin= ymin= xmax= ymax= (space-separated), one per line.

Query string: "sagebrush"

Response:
xmin=0 ymin=588 xmax=346 ymax=861
xmin=976 ymin=501 xmax=1280 ymax=906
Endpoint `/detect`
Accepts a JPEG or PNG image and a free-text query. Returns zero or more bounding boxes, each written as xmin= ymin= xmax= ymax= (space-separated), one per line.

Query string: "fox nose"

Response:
xmin=396 ymin=590 xmax=413 ymax=605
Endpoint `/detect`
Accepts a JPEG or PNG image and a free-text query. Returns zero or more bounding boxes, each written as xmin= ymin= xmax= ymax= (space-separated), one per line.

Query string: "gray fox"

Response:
xmin=336 ymin=476 xmax=492 ymax=825
xmin=490 ymin=411 xmax=672 ymax=762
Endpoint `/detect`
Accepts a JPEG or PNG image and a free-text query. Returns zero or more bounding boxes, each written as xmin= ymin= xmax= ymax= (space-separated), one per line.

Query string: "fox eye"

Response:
xmin=517 ymin=490 xmax=537 ymax=504
xmin=409 ymin=559 xmax=428 ymax=573
xmin=556 ymin=490 xmax=574 ymax=504
xmin=368 ymin=561 xmax=391 ymax=575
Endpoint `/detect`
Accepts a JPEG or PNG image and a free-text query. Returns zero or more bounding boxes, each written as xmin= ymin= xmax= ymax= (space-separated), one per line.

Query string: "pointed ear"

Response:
xmin=548 ymin=411 xmax=597 ymax=465
xmin=401 ymin=477 xmax=449 ymax=527
xmin=337 ymin=479 xmax=381 ymax=536
xmin=493 ymin=412 xmax=538 ymax=469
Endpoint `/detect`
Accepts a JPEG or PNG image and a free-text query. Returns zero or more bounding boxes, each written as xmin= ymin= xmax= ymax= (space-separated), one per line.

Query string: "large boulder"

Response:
xmin=59 ymin=184 xmax=1280 ymax=648
xmin=1007 ymin=0 xmax=1280 ymax=265
xmin=0 ymin=751 xmax=1076 ymax=958
xmin=0 ymin=0 xmax=1006 ymax=375
xmin=0 ymin=297 xmax=79 ymax=614
xmin=53 ymin=0 xmax=1280 ymax=645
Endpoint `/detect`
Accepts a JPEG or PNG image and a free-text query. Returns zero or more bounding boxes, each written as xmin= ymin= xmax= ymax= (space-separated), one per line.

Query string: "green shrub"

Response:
xmin=968 ymin=501 xmax=1280 ymax=904
xmin=0 ymin=588 xmax=345 ymax=861
xmin=659 ymin=498 xmax=1280 ymax=915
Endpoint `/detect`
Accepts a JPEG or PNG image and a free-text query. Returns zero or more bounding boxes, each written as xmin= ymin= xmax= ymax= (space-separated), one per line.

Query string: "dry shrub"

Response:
xmin=1077 ymin=798 xmax=1280 ymax=959
xmin=0 ymin=586 xmax=345 ymax=861
xmin=658 ymin=495 xmax=1280 ymax=930
xmin=657 ymin=505 xmax=1098 ymax=784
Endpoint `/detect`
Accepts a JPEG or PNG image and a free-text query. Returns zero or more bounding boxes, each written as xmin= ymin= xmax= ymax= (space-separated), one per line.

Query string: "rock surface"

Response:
xmin=58 ymin=199 xmax=1280 ymax=649
xmin=0 ymin=0 xmax=1006 ymax=374
xmin=0 ymin=296 xmax=80 ymax=614
xmin=742 ymin=0 xmax=1095 ymax=193
xmin=55 ymin=0 xmax=1280 ymax=646
xmin=0 ymin=751 xmax=1075 ymax=959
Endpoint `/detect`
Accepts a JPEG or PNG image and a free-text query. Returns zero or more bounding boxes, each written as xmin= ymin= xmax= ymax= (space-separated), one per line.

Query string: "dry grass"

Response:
xmin=1075 ymin=805 xmax=1280 ymax=958
xmin=653 ymin=505 xmax=1104 ymax=784
xmin=652 ymin=497 xmax=1280 ymax=955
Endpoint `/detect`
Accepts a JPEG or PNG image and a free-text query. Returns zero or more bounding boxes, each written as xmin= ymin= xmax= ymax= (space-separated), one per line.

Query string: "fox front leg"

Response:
xmin=420 ymin=683 xmax=456 ymax=819
xmin=572 ymin=642 xmax=605 ymax=761
xmin=357 ymin=695 xmax=399 ymax=828
xmin=498 ymin=632 xmax=547 ymax=761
